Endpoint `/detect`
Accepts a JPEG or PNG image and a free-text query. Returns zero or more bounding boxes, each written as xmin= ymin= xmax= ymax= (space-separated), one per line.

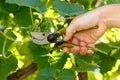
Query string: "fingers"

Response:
xmin=62 ymin=47 xmax=69 ymax=53
xmin=71 ymin=38 xmax=80 ymax=53
xmin=63 ymin=38 xmax=94 ymax=55
xmin=63 ymin=45 xmax=94 ymax=55
xmin=64 ymin=25 xmax=76 ymax=41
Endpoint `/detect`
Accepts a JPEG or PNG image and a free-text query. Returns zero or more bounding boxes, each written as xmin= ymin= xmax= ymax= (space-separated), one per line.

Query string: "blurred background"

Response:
xmin=0 ymin=0 xmax=120 ymax=80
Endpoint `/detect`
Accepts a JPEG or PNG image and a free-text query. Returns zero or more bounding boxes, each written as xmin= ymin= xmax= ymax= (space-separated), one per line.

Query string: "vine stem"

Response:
xmin=30 ymin=8 xmax=34 ymax=30
xmin=2 ymin=38 xmax=7 ymax=58
xmin=0 ymin=31 xmax=14 ymax=41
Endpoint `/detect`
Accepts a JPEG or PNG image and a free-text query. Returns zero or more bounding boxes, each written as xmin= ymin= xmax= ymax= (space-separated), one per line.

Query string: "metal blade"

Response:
xmin=30 ymin=32 xmax=50 ymax=45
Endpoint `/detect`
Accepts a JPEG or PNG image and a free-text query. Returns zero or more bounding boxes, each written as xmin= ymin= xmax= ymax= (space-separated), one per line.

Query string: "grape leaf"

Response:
xmin=13 ymin=6 xmax=32 ymax=27
xmin=6 ymin=0 xmax=46 ymax=13
xmin=111 ymin=49 xmax=120 ymax=59
xmin=35 ymin=68 xmax=56 ymax=80
xmin=49 ymin=50 xmax=69 ymax=69
xmin=0 ymin=0 xmax=20 ymax=13
xmin=93 ymin=52 xmax=116 ymax=74
xmin=37 ymin=17 xmax=55 ymax=32
xmin=0 ymin=55 xmax=17 ymax=80
xmin=18 ymin=42 xmax=31 ymax=55
xmin=28 ymin=42 xmax=50 ymax=69
xmin=95 ymin=42 xmax=112 ymax=54
xmin=74 ymin=0 xmax=93 ymax=9
xmin=73 ymin=54 xmax=99 ymax=72
xmin=57 ymin=69 xmax=76 ymax=80
xmin=73 ymin=60 xmax=99 ymax=72
xmin=105 ymin=0 xmax=120 ymax=4
xmin=53 ymin=0 xmax=84 ymax=16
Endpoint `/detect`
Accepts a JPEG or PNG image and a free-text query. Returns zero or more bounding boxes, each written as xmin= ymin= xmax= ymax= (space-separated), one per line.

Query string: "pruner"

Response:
xmin=30 ymin=27 xmax=98 ymax=50
xmin=30 ymin=27 xmax=70 ymax=48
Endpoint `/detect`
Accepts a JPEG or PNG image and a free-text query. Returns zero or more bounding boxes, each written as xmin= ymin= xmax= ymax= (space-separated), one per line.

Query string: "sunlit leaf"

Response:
xmin=37 ymin=17 xmax=55 ymax=32
xmin=95 ymin=42 xmax=112 ymax=54
xmin=18 ymin=42 xmax=31 ymax=55
xmin=49 ymin=50 xmax=69 ymax=69
xmin=111 ymin=49 xmax=120 ymax=59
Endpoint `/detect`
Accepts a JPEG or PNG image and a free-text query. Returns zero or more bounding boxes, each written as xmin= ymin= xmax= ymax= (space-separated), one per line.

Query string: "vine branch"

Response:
xmin=30 ymin=8 xmax=34 ymax=30
xmin=7 ymin=63 xmax=38 ymax=80
xmin=2 ymin=38 xmax=7 ymax=58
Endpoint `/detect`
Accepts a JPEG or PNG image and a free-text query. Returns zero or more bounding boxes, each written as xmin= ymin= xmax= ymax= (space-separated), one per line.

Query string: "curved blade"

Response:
xmin=30 ymin=32 xmax=50 ymax=45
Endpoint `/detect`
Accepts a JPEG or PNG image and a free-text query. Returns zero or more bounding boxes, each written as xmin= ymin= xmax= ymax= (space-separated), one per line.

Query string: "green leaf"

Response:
xmin=18 ymin=42 xmax=31 ymax=55
xmin=29 ymin=42 xmax=50 ymax=68
xmin=36 ymin=68 xmax=56 ymax=80
xmin=93 ymin=52 xmax=116 ymax=74
xmin=74 ymin=60 xmax=99 ymax=72
xmin=105 ymin=0 xmax=120 ymax=4
xmin=73 ymin=54 xmax=99 ymax=72
xmin=0 ymin=0 xmax=20 ymax=13
xmin=74 ymin=0 xmax=93 ymax=9
xmin=13 ymin=6 xmax=32 ymax=27
xmin=0 ymin=34 xmax=4 ymax=54
xmin=0 ymin=55 xmax=17 ymax=80
xmin=95 ymin=42 xmax=112 ymax=54
xmin=57 ymin=69 xmax=76 ymax=80
xmin=53 ymin=0 xmax=84 ymax=16
xmin=75 ymin=54 xmax=93 ymax=63
xmin=6 ymin=0 xmax=46 ymax=13
xmin=111 ymin=49 xmax=120 ymax=59
xmin=49 ymin=50 xmax=69 ymax=69
xmin=6 ymin=29 xmax=17 ymax=40
xmin=0 ymin=33 xmax=14 ymax=56
xmin=37 ymin=17 xmax=55 ymax=32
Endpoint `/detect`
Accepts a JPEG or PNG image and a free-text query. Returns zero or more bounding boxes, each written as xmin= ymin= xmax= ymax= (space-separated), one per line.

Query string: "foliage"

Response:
xmin=0 ymin=0 xmax=120 ymax=80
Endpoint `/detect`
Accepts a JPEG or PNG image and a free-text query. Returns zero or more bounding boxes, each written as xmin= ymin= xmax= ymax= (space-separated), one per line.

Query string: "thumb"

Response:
xmin=64 ymin=25 xmax=76 ymax=41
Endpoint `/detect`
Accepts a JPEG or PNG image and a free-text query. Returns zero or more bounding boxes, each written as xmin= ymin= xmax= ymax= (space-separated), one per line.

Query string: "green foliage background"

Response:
xmin=0 ymin=0 xmax=120 ymax=80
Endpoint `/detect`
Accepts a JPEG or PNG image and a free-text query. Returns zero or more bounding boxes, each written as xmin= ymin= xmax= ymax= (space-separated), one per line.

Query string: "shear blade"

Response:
xmin=30 ymin=32 xmax=50 ymax=45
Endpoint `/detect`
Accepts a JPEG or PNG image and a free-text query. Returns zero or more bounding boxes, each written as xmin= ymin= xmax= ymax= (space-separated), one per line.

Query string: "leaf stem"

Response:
xmin=30 ymin=8 xmax=34 ymax=30
xmin=2 ymin=38 xmax=7 ymax=58
xmin=0 ymin=31 xmax=14 ymax=41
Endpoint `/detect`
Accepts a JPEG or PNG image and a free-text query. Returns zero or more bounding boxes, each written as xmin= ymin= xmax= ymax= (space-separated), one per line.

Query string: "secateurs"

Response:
xmin=30 ymin=27 xmax=69 ymax=48
xmin=30 ymin=27 xmax=97 ymax=50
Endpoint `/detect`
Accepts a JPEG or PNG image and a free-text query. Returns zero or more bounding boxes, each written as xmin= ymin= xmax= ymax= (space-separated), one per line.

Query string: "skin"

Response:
xmin=63 ymin=4 xmax=120 ymax=55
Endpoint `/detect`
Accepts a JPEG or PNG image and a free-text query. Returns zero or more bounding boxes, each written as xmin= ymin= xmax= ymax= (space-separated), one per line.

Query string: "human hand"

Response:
xmin=63 ymin=4 xmax=120 ymax=55
xmin=63 ymin=9 xmax=107 ymax=55
xmin=63 ymin=24 xmax=107 ymax=55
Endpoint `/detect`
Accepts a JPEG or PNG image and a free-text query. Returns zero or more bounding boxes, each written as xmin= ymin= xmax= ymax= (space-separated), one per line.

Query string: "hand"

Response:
xmin=63 ymin=8 xmax=107 ymax=55
xmin=63 ymin=24 xmax=107 ymax=55
xmin=63 ymin=4 xmax=120 ymax=55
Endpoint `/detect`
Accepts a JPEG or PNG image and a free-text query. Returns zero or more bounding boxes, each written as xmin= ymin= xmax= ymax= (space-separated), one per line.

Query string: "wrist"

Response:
xmin=96 ymin=4 xmax=120 ymax=28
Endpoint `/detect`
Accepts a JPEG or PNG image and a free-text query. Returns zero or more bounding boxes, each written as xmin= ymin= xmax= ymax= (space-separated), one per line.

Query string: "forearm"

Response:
xmin=96 ymin=4 xmax=120 ymax=28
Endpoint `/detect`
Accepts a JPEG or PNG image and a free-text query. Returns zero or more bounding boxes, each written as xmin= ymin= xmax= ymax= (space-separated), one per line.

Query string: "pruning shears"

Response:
xmin=30 ymin=27 xmax=98 ymax=50
xmin=30 ymin=27 xmax=71 ymax=48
